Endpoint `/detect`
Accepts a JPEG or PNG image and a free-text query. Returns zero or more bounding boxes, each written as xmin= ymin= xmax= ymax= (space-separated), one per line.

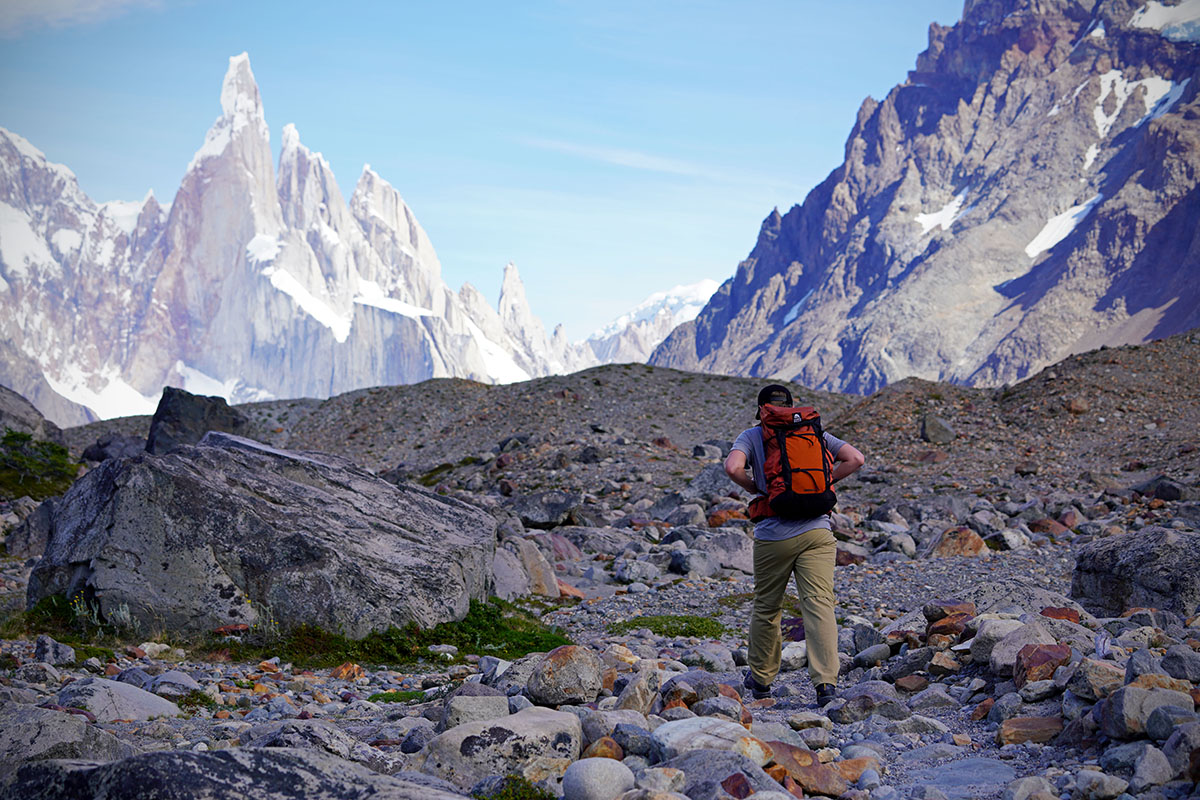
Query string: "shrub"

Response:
xmin=608 ymin=614 xmax=726 ymax=638
xmin=0 ymin=429 xmax=78 ymax=501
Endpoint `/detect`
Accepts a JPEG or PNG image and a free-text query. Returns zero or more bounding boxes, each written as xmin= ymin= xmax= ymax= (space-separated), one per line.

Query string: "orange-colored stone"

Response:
xmin=740 ymin=705 xmax=754 ymax=728
xmin=996 ymin=716 xmax=1063 ymax=745
xmin=832 ymin=756 xmax=879 ymax=783
xmin=765 ymin=764 xmax=789 ymax=783
xmin=213 ymin=624 xmax=250 ymax=636
xmin=709 ymin=508 xmax=748 ymax=527
xmin=258 ymin=660 xmax=281 ymax=673
xmin=971 ymin=697 xmax=995 ymax=721
xmin=663 ymin=685 xmax=698 ymax=707
xmin=931 ymin=527 xmax=988 ymax=557
xmin=767 ymin=740 xmax=848 ymax=797
xmin=895 ymin=675 xmax=929 ymax=693
xmin=601 ymin=666 xmax=617 ymax=691
xmin=1130 ymin=673 xmax=1194 ymax=693
xmin=929 ymin=650 xmax=960 ymax=675
xmin=1040 ymin=607 xmax=1081 ymax=624
xmin=214 ymin=710 xmax=231 ymax=719
xmin=581 ymin=736 xmax=624 ymax=760
xmin=927 ymin=612 xmax=973 ymax=638
xmin=717 ymin=684 xmax=742 ymax=702
xmin=104 ymin=664 xmax=121 ymax=676
xmin=952 ymin=734 xmax=972 ymax=747
xmin=126 ymin=646 xmax=146 ymax=659
xmin=663 ymin=698 xmax=689 ymax=711
xmin=311 ymin=690 xmax=331 ymax=704
xmin=1014 ymin=643 xmax=1071 ymax=689
xmin=330 ymin=662 xmax=364 ymax=681
xmin=1028 ymin=518 xmax=1068 ymax=535
xmin=720 ymin=771 xmax=754 ymax=799
xmin=252 ymin=683 xmax=270 ymax=695
xmin=747 ymin=697 xmax=776 ymax=709
xmin=927 ymin=633 xmax=956 ymax=650
xmin=1189 ymin=688 xmax=1200 ymax=709
xmin=925 ymin=600 xmax=976 ymax=620
xmin=556 ymin=579 xmax=584 ymax=599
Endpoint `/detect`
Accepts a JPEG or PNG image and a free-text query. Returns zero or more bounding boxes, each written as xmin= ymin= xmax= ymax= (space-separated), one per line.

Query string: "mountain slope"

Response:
xmin=652 ymin=0 xmax=1200 ymax=392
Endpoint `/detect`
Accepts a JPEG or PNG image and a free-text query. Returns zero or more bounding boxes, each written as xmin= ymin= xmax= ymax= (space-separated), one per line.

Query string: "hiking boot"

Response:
xmin=815 ymin=683 xmax=838 ymax=706
xmin=743 ymin=670 xmax=772 ymax=700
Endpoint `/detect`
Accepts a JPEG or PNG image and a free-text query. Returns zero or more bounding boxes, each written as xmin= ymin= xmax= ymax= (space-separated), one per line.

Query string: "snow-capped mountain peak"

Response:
xmin=591 ymin=279 xmax=720 ymax=341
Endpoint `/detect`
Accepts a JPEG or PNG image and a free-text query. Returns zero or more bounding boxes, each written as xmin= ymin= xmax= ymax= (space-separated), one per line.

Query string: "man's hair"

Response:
xmin=755 ymin=384 xmax=793 ymax=419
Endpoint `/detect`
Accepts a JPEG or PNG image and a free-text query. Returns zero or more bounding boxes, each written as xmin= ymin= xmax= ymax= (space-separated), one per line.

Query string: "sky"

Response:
xmin=0 ymin=0 xmax=965 ymax=340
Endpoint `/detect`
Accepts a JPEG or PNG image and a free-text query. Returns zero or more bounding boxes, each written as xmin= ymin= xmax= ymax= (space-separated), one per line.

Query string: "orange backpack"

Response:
xmin=747 ymin=404 xmax=837 ymax=522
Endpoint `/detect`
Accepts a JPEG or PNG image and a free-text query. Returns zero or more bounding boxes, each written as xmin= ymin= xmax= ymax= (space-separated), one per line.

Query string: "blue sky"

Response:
xmin=1 ymin=0 xmax=964 ymax=340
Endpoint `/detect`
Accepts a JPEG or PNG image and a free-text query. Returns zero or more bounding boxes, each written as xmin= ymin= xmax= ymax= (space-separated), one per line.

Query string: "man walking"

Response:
xmin=724 ymin=384 xmax=864 ymax=706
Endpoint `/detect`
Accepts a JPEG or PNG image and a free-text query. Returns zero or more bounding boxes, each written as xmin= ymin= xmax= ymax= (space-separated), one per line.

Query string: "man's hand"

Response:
xmin=831 ymin=443 xmax=865 ymax=484
xmin=723 ymin=449 xmax=759 ymax=495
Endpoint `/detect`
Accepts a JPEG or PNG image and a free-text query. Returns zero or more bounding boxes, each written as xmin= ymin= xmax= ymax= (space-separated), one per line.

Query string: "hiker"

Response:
xmin=724 ymin=384 xmax=864 ymax=706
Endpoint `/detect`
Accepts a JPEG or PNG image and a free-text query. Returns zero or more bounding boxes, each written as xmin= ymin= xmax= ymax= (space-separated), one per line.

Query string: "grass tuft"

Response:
xmin=0 ymin=428 xmax=78 ymax=501
xmin=368 ymin=689 xmax=425 ymax=703
xmin=474 ymin=775 xmax=557 ymax=800
xmin=608 ymin=614 xmax=726 ymax=638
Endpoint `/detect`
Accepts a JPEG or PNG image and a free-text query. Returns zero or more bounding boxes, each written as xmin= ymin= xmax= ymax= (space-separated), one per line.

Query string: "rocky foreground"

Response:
xmin=1 ymin=333 xmax=1199 ymax=800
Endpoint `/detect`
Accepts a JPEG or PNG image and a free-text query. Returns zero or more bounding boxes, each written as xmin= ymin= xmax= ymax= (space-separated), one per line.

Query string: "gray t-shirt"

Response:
xmin=731 ymin=426 xmax=848 ymax=541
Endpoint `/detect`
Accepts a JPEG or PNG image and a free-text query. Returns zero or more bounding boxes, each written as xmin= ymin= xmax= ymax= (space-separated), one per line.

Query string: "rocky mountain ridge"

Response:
xmin=0 ymin=55 xmax=707 ymax=430
xmin=652 ymin=0 xmax=1200 ymax=395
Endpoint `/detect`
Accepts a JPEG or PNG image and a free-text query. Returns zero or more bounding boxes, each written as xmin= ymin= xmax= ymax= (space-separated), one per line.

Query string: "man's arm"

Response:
xmin=830 ymin=443 xmax=865 ymax=484
xmin=723 ymin=449 xmax=759 ymax=495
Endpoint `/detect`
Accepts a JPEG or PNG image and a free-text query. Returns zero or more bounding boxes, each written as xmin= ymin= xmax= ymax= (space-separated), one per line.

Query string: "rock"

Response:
xmin=1130 ymin=744 xmax=1174 ymax=792
xmin=0 ymin=384 xmax=64 ymax=444
xmin=885 ymin=715 xmax=950 ymax=735
xmin=908 ymin=757 xmax=1015 ymax=799
xmin=1145 ymin=705 xmax=1199 ymax=741
xmin=82 ymin=432 xmax=145 ymax=462
xmin=827 ymin=689 xmax=910 ymax=723
xmin=926 ymin=526 xmax=987 ymax=558
xmin=989 ymin=622 xmax=1057 ymax=677
xmin=694 ymin=532 xmax=754 ymax=574
xmin=148 ymin=669 xmax=202 ymax=699
xmin=854 ymin=643 xmax=892 ymax=668
xmin=1074 ymin=769 xmax=1128 ymax=800
xmin=4 ymin=747 xmax=468 ymax=800
xmin=0 ymin=704 xmax=139 ymax=775
xmin=56 ymin=677 xmax=182 ymax=722
xmin=766 ymin=739 xmax=849 ymax=797
xmin=1013 ymin=643 xmax=1072 ymax=689
xmin=921 ymin=415 xmax=955 ymax=444
xmin=526 ymin=645 xmax=602 ymax=705
xmin=1002 ymin=776 xmax=1056 ymax=800
xmin=562 ymin=758 xmax=636 ymax=800
xmin=1071 ymin=528 xmax=1200 ymax=618
xmin=491 ymin=547 xmax=530 ymax=600
xmin=1160 ymin=644 xmax=1200 ymax=682
xmin=27 ymin=433 xmax=495 ymax=637
xmin=582 ymin=711 xmax=652 ymax=748
xmin=665 ymin=505 xmax=706 ymax=528
xmin=244 ymin=718 xmax=405 ymax=774
xmin=613 ymin=558 xmax=661 ymax=585
xmin=780 ymin=641 xmax=808 ymax=671
xmin=909 ymin=685 xmax=959 ymax=711
xmin=438 ymin=695 xmax=510 ymax=732
xmin=1068 ymin=658 xmax=1126 ymax=701
xmin=145 ymin=386 xmax=252 ymax=455
xmin=657 ymin=749 xmax=780 ymax=800
xmin=1019 ymin=680 xmax=1060 ymax=703
xmin=1162 ymin=721 xmax=1200 ymax=777
xmin=516 ymin=540 xmax=561 ymax=598
xmin=413 ymin=706 xmax=582 ymax=789
xmin=615 ymin=669 xmax=659 ymax=715
xmin=612 ymin=724 xmax=652 ymax=757
xmin=7 ymin=497 xmax=56 ymax=559
xmin=649 ymin=717 xmax=771 ymax=765
xmin=1099 ymin=687 xmax=1196 ymax=740
xmin=509 ymin=490 xmax=583 ymax=530
xmin=996 ymin=717 xmax=1063 ymax=745
xmin=33 ymin=635 xmax=75 ymax=666
xmin=680 ymin=464 xmax=731 ymax=502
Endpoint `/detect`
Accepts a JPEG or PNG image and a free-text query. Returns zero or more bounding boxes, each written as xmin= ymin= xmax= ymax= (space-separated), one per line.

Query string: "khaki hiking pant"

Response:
xmin=749 ymin=527 xmax=839 ymax=688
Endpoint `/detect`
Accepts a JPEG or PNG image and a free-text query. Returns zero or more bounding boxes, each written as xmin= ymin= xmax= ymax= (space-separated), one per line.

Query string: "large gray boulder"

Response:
xmin=1071 ymin=528 xmax=1200 ymax=617
xmin=145 ymin=386 xmax=252 ymax=455
xmin=0 ymin=384 xmax=63 ymax=444
xmin=0 ymin=747 xmax=470 ymax=800
xmin=27 ymin=432 xmax=496 ymax=637
xmin=0 ymin=704 xmax=139 ymax=779
xmin=412 ymin=706 xmax=582 ymax=789
xmin=7 ymin=497 xmax=55 ymax=559
xmin=56 ymin=677 xmax=182 ymax=722
xmin=244 ymin=719 xmax=406 ymax=774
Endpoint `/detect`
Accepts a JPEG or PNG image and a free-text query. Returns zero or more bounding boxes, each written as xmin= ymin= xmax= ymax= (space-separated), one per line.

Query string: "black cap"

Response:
xmin=755 ymin=384 xmax=792 ymax=418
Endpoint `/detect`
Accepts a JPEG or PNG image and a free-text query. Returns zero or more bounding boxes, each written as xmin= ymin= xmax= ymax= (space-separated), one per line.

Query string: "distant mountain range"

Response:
xmin=652 ymin=0 xmax=1200 ymax=391
xmin=0 ymin=54 xmax=716 ymax=427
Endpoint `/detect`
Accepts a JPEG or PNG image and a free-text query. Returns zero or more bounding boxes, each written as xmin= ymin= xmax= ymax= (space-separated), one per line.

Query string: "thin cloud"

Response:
xmin=0 ymin=0 xmax=160 ymax=37
xmin=521 ymin=136 xmax=806 ymax=194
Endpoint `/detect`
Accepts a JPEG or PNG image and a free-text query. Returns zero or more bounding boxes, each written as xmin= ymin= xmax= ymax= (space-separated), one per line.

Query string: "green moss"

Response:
xmin=368 ymin=689 xmax=425 ymax=703
xmin=608 ymin=614 xmax=727 ymax=638
xmin=0 ymin=429 xmax=78 ymax=501
xmin=474 ymin=775 xmax=556 ymax=800
xmin=205 ymin=599 xmax=571 ymax=669
xmin=716 ymin=592 xmax=803 ymax=615
xmin=177 ymin=689 xmax=216 ymax=713
xmin=417 ymin=462 xmax=455 ymax=486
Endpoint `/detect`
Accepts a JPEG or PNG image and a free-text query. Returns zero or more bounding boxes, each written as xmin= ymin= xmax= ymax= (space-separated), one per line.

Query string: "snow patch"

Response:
xmin=464 ymin=318 xmax=531 ymax=383
xmin=1094 ymin=71 xmax=1190 ymax=138
xmin=175 ymin=361 xmax=273 ymax=403
xmin=51 ymin=228 xmax=82 ymax=254
xmin=354 ymin=279 xmax=434 ymax=318
xmin=1091 ymin=20 xmax=1106 ymax=38
xmin=1083 ymin=144 xmax=1100 ymax=170
xmin=783 ymin=289 xmax=815 ymax=325
xmin=99 ymin=198 xmax=145 ymax=235
xmin=1129 ymin=0 xmax=1200 ymax=42
xmin=0 ymin=202 xmax=56 ymax=279
xmin=261 ymin=265 xmax=351 ymax=343
xmin=43 ymin=365 xmax=159 ymax=420
xmin=1136 ymin=77 xmax=1191 ymax=126
xmin=246 ymin=234 xmax=282 ymax=263
xmin=1024 ymin=194 xmax=1103 ymax=258
xmin=915 ymin=190 xmax=969 ymax=234
xmin=0 ymin=127 xmax=76 ymax=180
xmin=588 ymin=279 xmax=719 ymax=341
